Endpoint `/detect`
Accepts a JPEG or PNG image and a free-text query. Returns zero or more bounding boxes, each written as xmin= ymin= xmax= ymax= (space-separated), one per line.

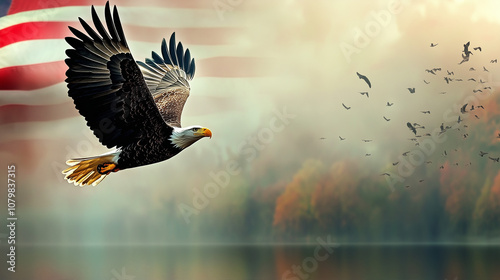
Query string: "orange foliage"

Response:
xmin=273 ymin=159 xmax=324 ymax=233
xmin=489 ymin=171 xmax=500 ymax=207
xmin=273 ymin=159 xmax=363 ymax=235
xmin=311 ymin=161 xmax=359 ymax=228
xmin=440 ymin=161 xmax=469 ymax=215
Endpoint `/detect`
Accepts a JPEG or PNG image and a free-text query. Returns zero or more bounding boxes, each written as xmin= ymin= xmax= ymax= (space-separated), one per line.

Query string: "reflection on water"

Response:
xmin=3 ymin=245 xmax=500 ymax=280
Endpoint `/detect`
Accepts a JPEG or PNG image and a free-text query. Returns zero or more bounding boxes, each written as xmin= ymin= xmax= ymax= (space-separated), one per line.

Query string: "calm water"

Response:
xmin=2 ymin=245 xmax=500 ymax=280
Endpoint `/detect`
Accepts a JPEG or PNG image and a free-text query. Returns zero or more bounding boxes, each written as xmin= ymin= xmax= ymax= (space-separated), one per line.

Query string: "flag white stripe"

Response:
xmin=0 ymin=83 xmax=68 ymax=106
xmin=0 ymin=39 xmax=67 ymax=68
xmin=0 ymin=38 xmax=254 ymax=69
xmin=0 ymin=6 xmax=238 ymax=30
xmin=0 ymin=117 xmax=82 ymax=144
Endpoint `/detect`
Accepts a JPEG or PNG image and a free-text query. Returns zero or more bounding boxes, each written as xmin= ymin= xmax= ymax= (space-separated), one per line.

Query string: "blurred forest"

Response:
xmin=16 ymin=94 xmax=499 ymax=245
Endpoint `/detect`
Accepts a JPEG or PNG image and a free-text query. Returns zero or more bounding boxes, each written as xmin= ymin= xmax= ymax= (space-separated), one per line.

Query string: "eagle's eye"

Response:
xmin=192 ymin=128 xmax=198 ymax=131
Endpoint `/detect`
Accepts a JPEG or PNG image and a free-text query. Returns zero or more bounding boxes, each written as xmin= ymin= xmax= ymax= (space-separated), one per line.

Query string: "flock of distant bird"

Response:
xmin=327 ymin=41 xmax=499 ymax=188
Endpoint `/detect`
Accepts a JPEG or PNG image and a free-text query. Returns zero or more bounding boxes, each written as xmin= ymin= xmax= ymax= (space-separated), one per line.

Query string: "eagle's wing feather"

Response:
xmin=137 ymin=33 xmax=195 ymax=128
xmin=65 ymin=2 xmax=171 ymax=149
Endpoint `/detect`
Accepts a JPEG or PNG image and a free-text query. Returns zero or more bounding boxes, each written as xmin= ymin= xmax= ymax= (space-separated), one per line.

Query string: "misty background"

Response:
xmin=1 ymin=0 xmax=500 ymax=248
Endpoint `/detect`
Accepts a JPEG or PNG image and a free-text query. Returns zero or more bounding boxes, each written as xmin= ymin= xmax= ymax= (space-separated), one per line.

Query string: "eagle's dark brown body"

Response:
xmin=62 ymin=2 xmax=210 ymax=186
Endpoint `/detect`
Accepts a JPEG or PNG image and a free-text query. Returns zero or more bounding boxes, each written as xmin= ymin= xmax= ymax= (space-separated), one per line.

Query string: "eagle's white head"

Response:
xmin=170 ymin=125 xmax=212 ymax=149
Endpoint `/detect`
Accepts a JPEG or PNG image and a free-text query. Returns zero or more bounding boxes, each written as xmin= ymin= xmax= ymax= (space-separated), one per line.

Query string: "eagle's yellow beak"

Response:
xmin=195 ymin=127 xmax=212 ymax=138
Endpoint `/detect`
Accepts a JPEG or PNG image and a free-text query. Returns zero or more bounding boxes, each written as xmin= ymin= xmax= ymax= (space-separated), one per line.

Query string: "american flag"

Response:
xmin=0 ymin=0 xmax=265 ymax=176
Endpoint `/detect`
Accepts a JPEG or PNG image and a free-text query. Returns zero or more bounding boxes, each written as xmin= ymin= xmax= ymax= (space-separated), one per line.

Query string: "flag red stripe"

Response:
xmin=0 ymin=101 xmax=77 ymax=125
xmin=0 ymin=21 xmax=73 ymax=48
xmin=124 ymin=26 xmax=243 ymax=46
xmin=0 ymin=20 xmax=243 ymax=48
xmin=7 ymin=0 xmax=103 ymax=15
xmin=7 ymin=0 xmax=212 ymax=15
xmin=0 ymin=139 xmax=58 ymax=172
xmin=0 ymin=61 xmax=67 ymax=90
xmin=197 ymin=57 xmax=266 ymax=77
xmin=0 ymin=96 xmax=241 ymax=125
xmin=0 ymin=57 xmax=266 ymax=90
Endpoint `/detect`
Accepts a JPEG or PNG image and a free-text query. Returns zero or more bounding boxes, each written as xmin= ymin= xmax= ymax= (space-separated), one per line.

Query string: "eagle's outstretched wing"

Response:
xmin=137 ymin=33 xmax=195 ymax=128
xmin=65 ymin=2 xmax=172 ymax=149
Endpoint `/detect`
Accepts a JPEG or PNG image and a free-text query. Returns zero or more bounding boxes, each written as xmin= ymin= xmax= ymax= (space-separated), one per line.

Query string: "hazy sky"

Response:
xmin=1 ymin=0 xmax=500 ymax=246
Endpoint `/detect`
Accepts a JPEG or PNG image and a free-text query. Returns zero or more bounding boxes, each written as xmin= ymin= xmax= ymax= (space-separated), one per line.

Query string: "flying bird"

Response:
xmin=489 ymin=157 xmax=500 ymax=162
xmin=463 ymin=41 xmax=473 ymax=56
xmin=421 ymin=111 xmax=430 ymax=114
xmin=360 ymin=92 xmax=369 ymax=98
xmin=459 ymin=53 xmax=470 ymax=64
xmin=356 ymin=72 xmax=371 ymax=88
xmin=460 ymin=103 xmax=468 ymax=113
xmin=383 ymin=116 xmax=390 ymax=121
xmin=408 ymin=88 xmax=416 ymax=94
xmin=423 ymin=80 xmax=430 ymax=84
xmin=474 ymin=46 xmax=482 ymax=51
xmin=387 ymin=102 xmax=394 ymax=106
xmin=362 ymin=139 xmax=372 ymax=142
xmin=469 ymin=67 xmax=476 ymax=71
xmin=491 ymin=59 xmax=497 ymax=63
xmin=425 ymin=69 xmax=436 ymax=75
xmin=430 ymin=43 xmax=438 ymax=47
xmin=342 ymin=103 xmax=351 ymax=110
xmin=483 ymin=66 xmax=489 ymax=72
xmin=62 ymin=2 xmax=212 ymax=186
xmin=444 ymin=77 xmax=451 ymax=84
xmin=339 ymin=136 xmax=346 ymax=141
xmin=407 ymin=122 xmax=417 ymax=135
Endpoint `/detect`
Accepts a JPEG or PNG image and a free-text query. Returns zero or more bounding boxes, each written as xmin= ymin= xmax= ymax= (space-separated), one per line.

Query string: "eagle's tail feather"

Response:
xmin=62 ymin=154 xmax=119 ymax=187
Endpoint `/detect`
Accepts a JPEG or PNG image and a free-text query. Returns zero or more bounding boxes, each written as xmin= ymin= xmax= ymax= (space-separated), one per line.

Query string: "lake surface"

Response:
xmin=2 ymin=244 xmax=500 ymax=280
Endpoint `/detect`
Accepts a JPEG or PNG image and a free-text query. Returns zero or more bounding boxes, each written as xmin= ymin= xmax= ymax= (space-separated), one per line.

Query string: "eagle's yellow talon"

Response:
xmin=97 ymin=163 xmax=118 ymax=175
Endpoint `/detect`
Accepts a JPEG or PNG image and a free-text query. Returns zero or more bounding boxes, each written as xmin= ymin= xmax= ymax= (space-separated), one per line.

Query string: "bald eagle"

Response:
xmin=62 ymin=2 xmax=212 ymax=186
